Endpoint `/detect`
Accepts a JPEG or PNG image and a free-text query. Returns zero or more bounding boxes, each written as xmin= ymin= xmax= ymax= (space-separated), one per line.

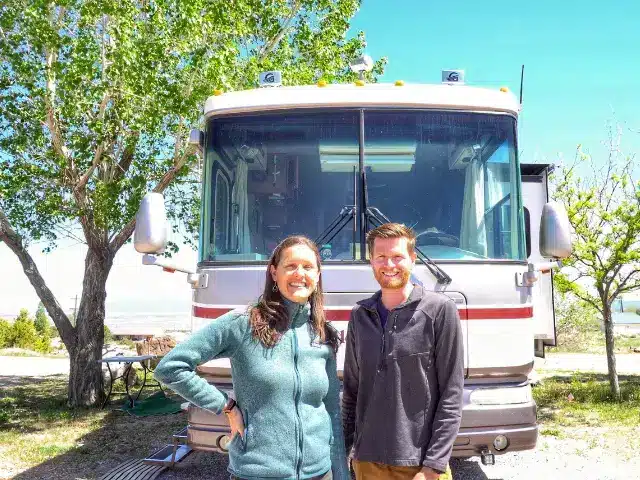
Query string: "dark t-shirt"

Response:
xmin=376 ymin=297 xmax=389 ymax=330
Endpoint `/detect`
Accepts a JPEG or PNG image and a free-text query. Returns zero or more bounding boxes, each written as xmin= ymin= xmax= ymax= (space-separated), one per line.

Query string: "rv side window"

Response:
xmin=213 ymin=170 xmax=230 ymax=254
xmin=524 ymin=207 xmax=531 ymax=258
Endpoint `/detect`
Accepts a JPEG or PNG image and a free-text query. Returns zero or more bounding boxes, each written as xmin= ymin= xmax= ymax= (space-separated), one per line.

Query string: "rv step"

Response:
xmin=173 ymin=425 xmax=188 ymax=440
xmin=99 ymin=458 xmax=166 ymax=480
xmin=143 ymin=444 xmax=192 ymax=466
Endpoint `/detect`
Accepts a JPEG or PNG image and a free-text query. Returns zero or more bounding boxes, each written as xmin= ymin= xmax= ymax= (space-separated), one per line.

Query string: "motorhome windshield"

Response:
xmin=202 ymin=109 xmax=525 ymax=262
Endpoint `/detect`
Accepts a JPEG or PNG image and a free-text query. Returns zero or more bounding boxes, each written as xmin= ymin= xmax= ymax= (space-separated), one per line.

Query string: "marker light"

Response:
xmin=395 ymin=80 xmax=405 ymax=86
xmin=500 ymin=87 xmax=509 ymax=92
xmin=355 ymin=79 xmax=365 ymax=87
xmin=213 ymin=89 xmax=223 ymax=96
xmin=317 ymin=80 xmax=327 ymax=87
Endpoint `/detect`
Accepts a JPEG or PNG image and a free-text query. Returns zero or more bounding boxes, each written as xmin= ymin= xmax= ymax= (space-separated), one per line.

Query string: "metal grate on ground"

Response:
xmin=98 ymin=458 xmax=167 ymax=480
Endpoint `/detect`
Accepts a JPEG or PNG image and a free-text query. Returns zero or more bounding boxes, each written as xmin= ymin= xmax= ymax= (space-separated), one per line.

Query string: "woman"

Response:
xmin=154 ymin=236 xmax=349 ymax=480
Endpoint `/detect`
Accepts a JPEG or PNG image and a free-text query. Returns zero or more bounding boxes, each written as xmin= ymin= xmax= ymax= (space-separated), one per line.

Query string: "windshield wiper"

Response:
xmin=314 ymin=205 xmax=356 ymax=248
xmin=366 ymin=206 xmax=453 ymax=285
xmin=314 ymin=166 xmax=358 ymax=258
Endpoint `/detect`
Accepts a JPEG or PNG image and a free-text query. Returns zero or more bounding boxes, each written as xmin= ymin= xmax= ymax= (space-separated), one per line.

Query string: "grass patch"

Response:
xmin=0 ymin=348 xmax=67 ymax=358
xmin=0 ymin=375 xmax=187 ymax=478
xmin=539 ymin=426 xmax=564 ymax=438
xmin=533 ymin=372 xmax=640 ymax=428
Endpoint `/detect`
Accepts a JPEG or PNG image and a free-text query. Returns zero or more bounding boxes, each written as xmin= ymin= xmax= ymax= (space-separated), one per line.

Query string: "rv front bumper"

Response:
xmin=185 ymin=380 xmax=540 ymax=457
xmin=452 ymin=389 xmax=538 ymax=457
xmin=451 ymin=423 xmax=538 ymax=457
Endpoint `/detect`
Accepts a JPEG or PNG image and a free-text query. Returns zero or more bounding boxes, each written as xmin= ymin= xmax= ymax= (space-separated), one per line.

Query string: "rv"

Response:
xmin=135 ymin=70 xmax=572 ymax=465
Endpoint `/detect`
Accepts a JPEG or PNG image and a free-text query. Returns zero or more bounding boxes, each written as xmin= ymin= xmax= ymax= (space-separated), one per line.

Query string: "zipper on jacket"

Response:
xmin=374 ymin=309 xmax=385 ymax=373
xmin=292 ymin=305 xmax=304 ymax=480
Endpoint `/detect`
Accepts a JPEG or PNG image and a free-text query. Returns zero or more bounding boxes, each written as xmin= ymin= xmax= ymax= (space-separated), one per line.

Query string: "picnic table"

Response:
xmin=99 ymin=355 xmax=163 ymax=408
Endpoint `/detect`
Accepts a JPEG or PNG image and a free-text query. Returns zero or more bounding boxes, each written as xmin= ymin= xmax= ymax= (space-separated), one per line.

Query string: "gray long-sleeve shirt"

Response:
xmin=341 ymin=285 xmax=464 ymax=473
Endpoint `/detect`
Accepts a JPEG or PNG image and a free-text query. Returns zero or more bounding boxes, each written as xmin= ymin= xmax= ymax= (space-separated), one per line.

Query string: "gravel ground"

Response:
xmin=0 ymin=355 xmax=69 ymax=380
xmin=2 ymin=353 xmax=640 ymax=479
xmin=151 ymin=439 xmax=640 ymax=480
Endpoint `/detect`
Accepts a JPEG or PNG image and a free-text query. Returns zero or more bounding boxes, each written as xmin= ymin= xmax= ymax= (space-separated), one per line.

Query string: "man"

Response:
xmin=342 ymin=223 xmax=464 ymax=480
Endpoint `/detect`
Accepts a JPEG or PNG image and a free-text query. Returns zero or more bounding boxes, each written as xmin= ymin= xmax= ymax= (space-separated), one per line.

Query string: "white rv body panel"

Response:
xmin=192 ymin=262 xmax=535 ymax=373
xmin=204 ymin=83 xmax=520 ymax=117
xmin=521 ymin=167 xmax=556 ymax=346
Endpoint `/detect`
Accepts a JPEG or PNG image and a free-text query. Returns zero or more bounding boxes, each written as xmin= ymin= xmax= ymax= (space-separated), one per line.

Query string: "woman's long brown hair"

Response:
xmin=249 ymin=236 xmax=340 ymax=353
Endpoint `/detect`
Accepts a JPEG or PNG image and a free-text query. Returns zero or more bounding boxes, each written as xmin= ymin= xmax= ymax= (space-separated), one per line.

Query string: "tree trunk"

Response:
xmin=603 ymin=304 xmax=620 ymax=400
xmin=0 ymin=209 xmax=76 ymax=348
xmin=67 ymin=245 xmax=114 ymax=407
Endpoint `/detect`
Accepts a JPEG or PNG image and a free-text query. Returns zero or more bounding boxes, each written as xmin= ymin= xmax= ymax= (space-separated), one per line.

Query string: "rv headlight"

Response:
xmin=493 ymin=434 xmax=509 ymax=451
xmin=217 ymin=434 xmax=232 ymax=452
xmin=470 ymin=385 xmax=532 ymax=406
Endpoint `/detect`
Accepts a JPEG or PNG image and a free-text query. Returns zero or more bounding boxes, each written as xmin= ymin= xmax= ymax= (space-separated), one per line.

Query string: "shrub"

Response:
xmin=33 ymin=335 xmax=52 ymax=354
xmin=34 ymin=303 xmax=50 ymax=338
xmin=11 ymin=318 xmax=39 ymax=350
xmin=104 ymin=325 xmax=114 ymax=343
xmin=5 ymin=308 xmax=52 ymax=353
xmin=0 ymin=318 xmax=11 ymax=348
xmin=550 ymin=292 xmax=604 ymax=353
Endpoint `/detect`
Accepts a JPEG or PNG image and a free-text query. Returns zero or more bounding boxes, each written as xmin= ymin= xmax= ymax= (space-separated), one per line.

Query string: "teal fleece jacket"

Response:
xmin=154 ymin=301 xmax=349 ymax=480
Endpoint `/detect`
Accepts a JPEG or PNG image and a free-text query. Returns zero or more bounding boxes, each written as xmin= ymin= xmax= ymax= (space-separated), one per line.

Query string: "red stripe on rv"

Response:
xmin=461 ymin=306 xmax=533 ymax=320
xmin=193 ymin=305 xmax=533 ymax=320
xmin=192 ymin=306 xmax=234 ymax=319
xmin=325 ymin=310 xmax=352 ymax=321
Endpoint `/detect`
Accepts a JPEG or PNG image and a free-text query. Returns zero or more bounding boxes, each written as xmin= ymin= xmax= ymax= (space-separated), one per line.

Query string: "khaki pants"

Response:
xmin=352 ymin=460 xmax=452 ymax=480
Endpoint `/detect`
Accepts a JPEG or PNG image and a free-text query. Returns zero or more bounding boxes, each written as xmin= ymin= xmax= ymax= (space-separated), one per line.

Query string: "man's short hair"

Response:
xmin=366 ymin=223 xmax=417 ymax=256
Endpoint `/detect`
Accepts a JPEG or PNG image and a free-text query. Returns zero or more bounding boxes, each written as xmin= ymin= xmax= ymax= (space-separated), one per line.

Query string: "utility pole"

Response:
xmin=70 ymin=295 xmax=78 ymax=327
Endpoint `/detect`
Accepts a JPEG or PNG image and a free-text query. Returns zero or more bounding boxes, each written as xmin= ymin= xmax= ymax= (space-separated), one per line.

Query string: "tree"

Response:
xmin=11 ymin=308 xmax=39 ymax=350
xmin=34 ymin=302 xmax=50 ymax=338
xmin=552 ymin=126 xmax=640 ymax=399
xmin=0 ymin=318 xmax=11 ymax=348
xmin=0 ymin=0 xmax=385 ymax=406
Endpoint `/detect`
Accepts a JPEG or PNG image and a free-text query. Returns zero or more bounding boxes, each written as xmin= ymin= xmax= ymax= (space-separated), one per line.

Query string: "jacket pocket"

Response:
xmin=391 ymin=312 xmax=433 ymax=359
xmin=242 ymin=409 xmax=251 ymax=451
xmin=395 ymin=352 xmax=431 ymax=419
xmin=230 ymin=409 xmax=250 ymax=452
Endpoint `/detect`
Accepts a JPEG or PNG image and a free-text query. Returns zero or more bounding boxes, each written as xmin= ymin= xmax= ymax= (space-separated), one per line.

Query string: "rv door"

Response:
xmin=520 ymin=164 xmax=556 ymax=358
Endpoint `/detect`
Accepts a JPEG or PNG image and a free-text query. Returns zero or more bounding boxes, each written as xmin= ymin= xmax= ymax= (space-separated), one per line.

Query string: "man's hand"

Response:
xmin=411 ymin=467 xmax=441 ymax=480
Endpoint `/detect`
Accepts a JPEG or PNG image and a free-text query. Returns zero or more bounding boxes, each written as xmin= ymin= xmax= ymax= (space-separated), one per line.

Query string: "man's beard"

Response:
xmin=373 ymin=268 xmax=411 ymax=289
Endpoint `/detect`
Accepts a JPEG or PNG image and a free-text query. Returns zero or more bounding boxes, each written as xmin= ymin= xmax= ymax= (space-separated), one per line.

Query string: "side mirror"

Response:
xmin=189 ymin=129 xmax=204 ymax=149
xmin=539 ymin=201 xmax=572 ymax=259
xmin=134 ymin=193 xmax=168 ymax=254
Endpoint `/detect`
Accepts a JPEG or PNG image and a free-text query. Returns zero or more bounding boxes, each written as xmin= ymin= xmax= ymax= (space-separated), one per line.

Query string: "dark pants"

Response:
xmin=231 ymin=471 xmax=332 ymax=480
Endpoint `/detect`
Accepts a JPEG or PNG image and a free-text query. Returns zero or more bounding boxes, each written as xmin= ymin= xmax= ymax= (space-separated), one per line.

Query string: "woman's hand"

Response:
xmin=226 ymin=406 xmax=245 ymax=440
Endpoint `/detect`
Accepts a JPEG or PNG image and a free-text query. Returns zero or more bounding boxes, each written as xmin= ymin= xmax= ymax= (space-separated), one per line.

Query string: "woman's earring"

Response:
xmin=272 ymin=284 xmax=278 ymax=292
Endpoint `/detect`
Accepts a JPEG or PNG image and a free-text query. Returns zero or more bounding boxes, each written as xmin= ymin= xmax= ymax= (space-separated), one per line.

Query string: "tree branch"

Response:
xmin=258 ymin=0 xmax=301 ymax=61
xmin=613 ymin=269 xmax=640 ymax=298
xmin=0 ymin=209 xmax=76 ymax=350
xmin=75 ymin=93 xmax=110 ymax=192
xmin=615 ymin=281 xmax=640 ymax=297
xmin=564 ymin=286 xmax=603 ymax=315
xmin=43 ymin=7 xmax=71 ymax=168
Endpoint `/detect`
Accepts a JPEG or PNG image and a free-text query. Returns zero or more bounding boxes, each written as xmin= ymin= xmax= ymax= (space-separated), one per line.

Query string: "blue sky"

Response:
xmin=350 ymin=0 xmax=640 ymax=165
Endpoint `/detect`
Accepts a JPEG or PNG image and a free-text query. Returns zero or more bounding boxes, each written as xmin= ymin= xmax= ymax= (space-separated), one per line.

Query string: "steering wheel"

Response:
xmin=416 ymin=230 xmax=459 ymax=246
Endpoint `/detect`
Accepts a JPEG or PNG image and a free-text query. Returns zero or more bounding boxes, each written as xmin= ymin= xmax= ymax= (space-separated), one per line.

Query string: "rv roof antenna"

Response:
xmin=519 ymin=64 xmax=525 ymax=105
xmin=349 ymin=55 xmax=374 ymax=80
